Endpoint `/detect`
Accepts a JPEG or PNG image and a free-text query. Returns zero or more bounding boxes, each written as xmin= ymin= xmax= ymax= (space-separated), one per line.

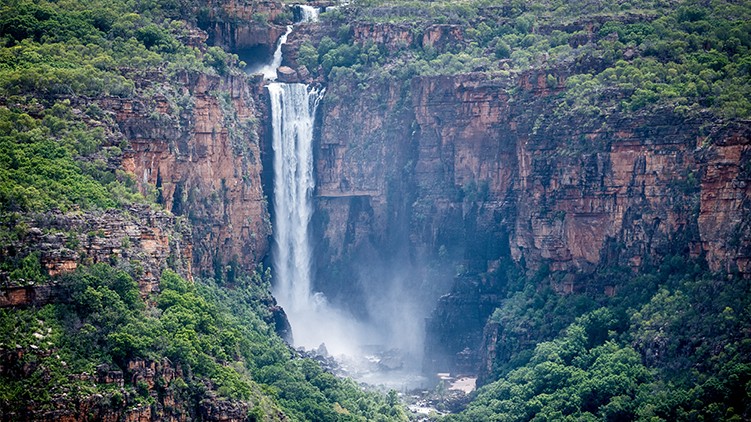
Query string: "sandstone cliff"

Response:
xmin=0 ymin=206 xmax=192 ymax=305
xmin=0 ymin=353 xmax=281 ymax=422
xmin=308 ymin=70 xmax=750 ymax=374
xmin=108 ymin=71 xmax=270 ymax=278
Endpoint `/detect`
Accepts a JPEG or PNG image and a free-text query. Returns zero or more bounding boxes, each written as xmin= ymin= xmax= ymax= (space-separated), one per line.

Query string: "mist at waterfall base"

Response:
xmin=259 ymin=5 xmax=437 ymax=390
xmin=268 ymin=83 xmax=435 ymax=390
xmin=268 ymin=82 xmax=362 ymax=357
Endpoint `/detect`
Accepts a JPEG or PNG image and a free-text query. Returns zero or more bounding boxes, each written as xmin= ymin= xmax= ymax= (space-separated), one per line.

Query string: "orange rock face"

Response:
xmin=313 ymin=72 xmax=750 ymax=377
xmin=105 ymin=72 xmax=269 ymax=278
xmin=698 ymin=127 xmax=751 ymax=274
xmin=313 ymin=72 xmax=751 ymax=293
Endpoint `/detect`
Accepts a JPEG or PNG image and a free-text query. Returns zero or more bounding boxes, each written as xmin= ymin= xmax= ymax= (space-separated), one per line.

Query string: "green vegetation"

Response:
xmin=0 ymin=265 xmax=405 ymax=420
xmin=0 ymin=100 xmax=143 ymax=212
xmin=1 ymin=0 xmax=749 ymax=419
xmin=0 ymin=0 xmax=407 ymax=419
xmin=0 ymin=0 xmax=246 ymax=213
xmin=310 ymin=0 xmax=751 ymax=119
xmin=446 ymin=257 xmax=751 ymax=420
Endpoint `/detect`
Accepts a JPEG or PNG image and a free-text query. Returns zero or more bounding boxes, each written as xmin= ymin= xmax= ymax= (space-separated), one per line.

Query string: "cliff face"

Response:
xmin=109 ymin=72 xmax=270 ymax=278
xmin=697 ymin=124 xmax=751 ymax=275
xmin=0 ymin=206 xmax=192 ymax=306
xmin=311 ymin=71 xmax=751 ymax=373
xmin=0 ymin=354 xmax=274 ymax=422
xmin=203 ymin=0 xmax=287 ymax=55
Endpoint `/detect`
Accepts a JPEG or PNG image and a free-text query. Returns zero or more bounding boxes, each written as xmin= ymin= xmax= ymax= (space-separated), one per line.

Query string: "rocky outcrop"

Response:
xmin=421 ymin=25 xmax=464 ymax=51
xmin=203 ymin=0 xmax=287 ymax=55
xmin=0 ymin=353 xmax=260 ymax=422
xmin=108 ymin=71 xmax=270 ymax=278
xmin=352 ymin=23 xmax=414 ymax=52
xmin=0 ymin=205 xmax=192 ymax=301
xmin=697 ymin=122 xmax=751 ymax=275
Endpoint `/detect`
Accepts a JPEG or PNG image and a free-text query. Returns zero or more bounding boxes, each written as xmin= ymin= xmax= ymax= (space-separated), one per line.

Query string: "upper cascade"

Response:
xmin=251 ymin=4 xmax=319 ymax=80
xmin=297 ymin=5 xmax=320 ymax=23
xmin=256 ymin=25 xmax=292 ymax=81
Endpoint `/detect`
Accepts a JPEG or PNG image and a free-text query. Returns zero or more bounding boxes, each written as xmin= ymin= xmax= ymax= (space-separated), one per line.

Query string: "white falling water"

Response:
xmin=269 ymin=82 xmax=318 ymax=310
xmin=297 ymin=5 xmax=320 ymax=23
xmin=255 ymin=25 xmax=292 ymax=80
xmin=269 ymin=83 xmax=363 ymax=355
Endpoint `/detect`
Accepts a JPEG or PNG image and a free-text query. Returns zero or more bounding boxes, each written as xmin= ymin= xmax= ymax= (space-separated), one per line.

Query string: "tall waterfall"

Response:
xmin=265 ymin=2 xmax=367 ymax=356
xmin=269 ymin=83 xmax=364 ymax=354
xmin=269 ymin=83 xmax=319 ymax=312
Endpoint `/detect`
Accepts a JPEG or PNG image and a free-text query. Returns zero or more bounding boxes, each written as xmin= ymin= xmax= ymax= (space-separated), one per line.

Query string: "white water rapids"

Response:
xmin=297 ymin=5 xmax=320 ymax=23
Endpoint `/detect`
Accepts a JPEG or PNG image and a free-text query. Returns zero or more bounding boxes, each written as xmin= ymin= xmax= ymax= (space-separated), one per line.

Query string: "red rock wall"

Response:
xmin=314 ymin=72 xmax=751 ymax=293
xmin=109 ymin=72 xmax=270 ymax=277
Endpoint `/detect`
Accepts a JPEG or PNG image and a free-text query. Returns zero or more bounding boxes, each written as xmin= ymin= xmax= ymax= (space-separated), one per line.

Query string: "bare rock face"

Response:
xmin=0 ymin=206 xmax=192 ymax=303
xmin=352 ymin=23 xmax=414 ymax=53
xmin=697 ymin=124 xmax=751 ymax=275
xmin=310 ymin=71 xmax=751 ymax=374
xmin=421 ymin=24 xmax=464 ymax=51
xmin=316 ymin=71 xmax=751 ymax=281
xmin=105 ymin=71 xmax=270 ymax=278
xmin=203 ymin=0 xmax=287 ymax=54
xmin=276 ymin=66 xmax=298 ymax=83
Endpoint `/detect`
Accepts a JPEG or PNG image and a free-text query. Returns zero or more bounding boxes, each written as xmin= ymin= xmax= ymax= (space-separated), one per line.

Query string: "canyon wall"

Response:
xmin=311 ymin=71 xmax=751 ymax=373
xmin=108 ymin=71 xmax=270 ymax=278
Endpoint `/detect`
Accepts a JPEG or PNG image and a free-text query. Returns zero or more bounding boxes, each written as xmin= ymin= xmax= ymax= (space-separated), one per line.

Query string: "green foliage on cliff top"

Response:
xmin=0 ymin=265 xmax=406 ymax=420
xmin=0 ymin=1 xmax=407 ymax=417
xmin=315 ymin=0 xmax=751 ymax=119
xmin=0 ymin=0 xmax=247 ymax=213
xmin=0 ymin=100 xmax=144 ymax=212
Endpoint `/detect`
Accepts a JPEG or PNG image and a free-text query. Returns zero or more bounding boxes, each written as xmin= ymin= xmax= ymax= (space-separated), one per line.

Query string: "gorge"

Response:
xmin=1 ymin=0 xmax=750 ymax=420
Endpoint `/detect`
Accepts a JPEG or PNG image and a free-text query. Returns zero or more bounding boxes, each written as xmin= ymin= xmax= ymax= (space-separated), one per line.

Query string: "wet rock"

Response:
xmin=271 ymin=305 xmax=293 ymax=344
xmin=314 ymin=342 xmax=329 ymax=357
xmin=276 ymin=66 xmax=298 ymax=83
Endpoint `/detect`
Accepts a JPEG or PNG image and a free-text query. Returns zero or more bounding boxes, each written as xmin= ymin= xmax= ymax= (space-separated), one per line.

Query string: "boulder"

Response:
xmin=276 ymin=66 xmax=297 ymax=83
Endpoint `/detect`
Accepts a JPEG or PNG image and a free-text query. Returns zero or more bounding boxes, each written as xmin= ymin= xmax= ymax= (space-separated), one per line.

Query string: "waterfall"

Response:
xmin=297 ymin=5 xmax=320 ymax=23
xmin=264 ymin=2 xmax=367 ymax=356
xmin=269 ymin=82 xmax=365 ymax=355
xmin=256 ymin=25 xmax=292 ymax=80
xmin=249 ymin=5 xmax=317 ymax=79
xmin=269 ymin=82 xmax=320 ymax=312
